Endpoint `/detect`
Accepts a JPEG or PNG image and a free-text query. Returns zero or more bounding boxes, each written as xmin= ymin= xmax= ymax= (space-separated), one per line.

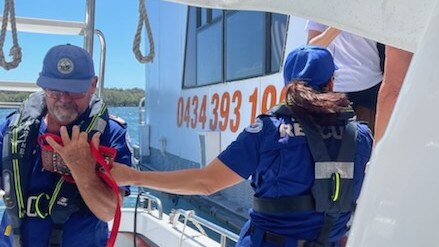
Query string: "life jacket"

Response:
xmin=253 ymin=104 xmax=358 ymax=247
xmin=1 ymin=91 xmax=109 ymax=234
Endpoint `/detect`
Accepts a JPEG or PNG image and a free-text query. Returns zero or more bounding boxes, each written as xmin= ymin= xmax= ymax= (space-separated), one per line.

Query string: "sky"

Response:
xmin=0 ymin=0 xmax=148 ymax=89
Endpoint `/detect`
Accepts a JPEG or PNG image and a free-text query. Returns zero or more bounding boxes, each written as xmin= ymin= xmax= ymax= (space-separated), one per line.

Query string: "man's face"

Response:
xmin=44 ymin=79 xmax=97 ymax=125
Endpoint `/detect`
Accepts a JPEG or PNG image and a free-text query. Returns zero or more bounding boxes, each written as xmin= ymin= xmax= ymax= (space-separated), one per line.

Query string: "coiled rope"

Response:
xmin=133 ymin=0 xmax=155 ymax=63
xmin=0 ymin=0 xmax=22 ymax=70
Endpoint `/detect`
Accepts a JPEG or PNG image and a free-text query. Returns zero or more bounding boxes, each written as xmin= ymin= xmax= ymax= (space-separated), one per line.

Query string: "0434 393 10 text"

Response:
xmin=176 ymin=85 xmax=287 ymax=133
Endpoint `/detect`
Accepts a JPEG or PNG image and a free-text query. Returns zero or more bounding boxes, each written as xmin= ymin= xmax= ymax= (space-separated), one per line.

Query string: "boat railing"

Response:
xmin=138 ymin=97 xmax=146 ymax=125
xmin=94 ymin=29 xmax=107 ymax=98
xmin=129 ymin=97 xmax=145 ymax=173
xmin=137 ymin=96 xmax=150 ymax=158
xmin=129 ymin=192 xmax=238 ymax=246
xmin=0 ymin=101 xmax=21 ymax=109
xmin=131 ymin=192 xmax=163 ymax=220
xmin=170 ymin=208 xmax=239 ymax=247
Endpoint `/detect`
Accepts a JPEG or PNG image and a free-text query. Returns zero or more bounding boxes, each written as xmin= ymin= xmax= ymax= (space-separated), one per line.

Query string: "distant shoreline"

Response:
xmin=0 ymin=87 xmax=145 ymax=107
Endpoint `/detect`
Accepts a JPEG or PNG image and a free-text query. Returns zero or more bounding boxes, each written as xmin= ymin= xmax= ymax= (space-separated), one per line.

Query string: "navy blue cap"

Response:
xmin=37 ymin=44 xmax=95 ymax=93
xmin=283 ymin=45 xmax=335 ymax=90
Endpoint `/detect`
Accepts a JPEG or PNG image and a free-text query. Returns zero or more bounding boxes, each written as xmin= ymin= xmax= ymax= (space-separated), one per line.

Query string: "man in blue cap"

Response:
xmin=0 ymin=44 xmax=132 ymax=246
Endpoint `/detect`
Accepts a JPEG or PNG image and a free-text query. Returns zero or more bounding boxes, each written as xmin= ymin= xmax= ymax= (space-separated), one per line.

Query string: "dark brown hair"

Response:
xmin=285 ymin=81 xmax=351 ymax=125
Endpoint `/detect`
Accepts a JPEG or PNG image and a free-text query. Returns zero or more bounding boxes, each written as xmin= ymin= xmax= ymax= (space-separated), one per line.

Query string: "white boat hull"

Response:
xmin=114 ymin=207 xmax=233 ymax=247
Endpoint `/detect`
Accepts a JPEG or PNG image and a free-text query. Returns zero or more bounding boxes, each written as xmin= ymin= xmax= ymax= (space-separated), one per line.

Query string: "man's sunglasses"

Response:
xmin=44 ymin=89 xmax=87 ymax=99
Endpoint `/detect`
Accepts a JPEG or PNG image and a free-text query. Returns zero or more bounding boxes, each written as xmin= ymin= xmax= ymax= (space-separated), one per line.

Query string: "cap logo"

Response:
xmin=57 ymin=58 xmax=74 ymax=74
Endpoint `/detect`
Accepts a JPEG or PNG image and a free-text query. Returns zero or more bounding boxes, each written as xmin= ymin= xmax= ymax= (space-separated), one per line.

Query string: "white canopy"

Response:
xmin=165 ymin=0 xmax=436 ymax=52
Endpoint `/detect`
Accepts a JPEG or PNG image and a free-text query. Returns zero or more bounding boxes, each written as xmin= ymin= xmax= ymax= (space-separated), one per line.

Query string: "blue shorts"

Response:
xmin=346 ymin=82 xmax=382 ymax=111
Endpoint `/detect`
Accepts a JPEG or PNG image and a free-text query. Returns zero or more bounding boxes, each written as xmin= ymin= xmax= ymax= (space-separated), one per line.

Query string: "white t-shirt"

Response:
xmin=306 ymin=21 xmax=383 ymax=92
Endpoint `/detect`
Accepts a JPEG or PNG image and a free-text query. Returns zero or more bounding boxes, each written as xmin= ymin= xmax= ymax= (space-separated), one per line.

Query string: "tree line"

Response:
xmin=0 ymin=87 xmax=145 ymax=107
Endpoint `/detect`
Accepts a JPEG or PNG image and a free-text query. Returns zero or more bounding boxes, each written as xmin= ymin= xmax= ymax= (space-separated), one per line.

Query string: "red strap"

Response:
xmin=38 ymin=133 xmax=121 ymax=246
xmin=90 ymin=143 xmax=121 ymax=247
xmin=38 ymin=133 xmax=61 ymax=151
xmin=38 ymin=133 xmax=118 ymax=183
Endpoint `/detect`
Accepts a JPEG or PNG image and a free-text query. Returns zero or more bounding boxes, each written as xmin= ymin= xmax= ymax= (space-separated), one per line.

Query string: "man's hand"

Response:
xmin=46 ymin=125 xmax=120 ymax=222
xmin=46 ymin=125 xmax=100 ymax=179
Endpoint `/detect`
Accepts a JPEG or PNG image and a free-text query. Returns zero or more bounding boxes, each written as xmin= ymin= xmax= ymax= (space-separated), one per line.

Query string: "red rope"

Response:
xmin=90 ymin=143 xmax=121 ymax=247
xmin=38 ymin=133 xmax=121 ymax=247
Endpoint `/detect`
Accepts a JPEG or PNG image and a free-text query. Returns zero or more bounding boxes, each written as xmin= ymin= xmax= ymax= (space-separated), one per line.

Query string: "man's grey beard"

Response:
xmin=52 ymin=104 xmax=79 ymax=125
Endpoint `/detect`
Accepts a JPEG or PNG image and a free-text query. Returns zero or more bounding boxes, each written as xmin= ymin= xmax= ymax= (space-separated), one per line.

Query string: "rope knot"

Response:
xmin=133 ymin=0 xmax=155 ymax=64
xmin=0 ymin=0 xmax=22 ymax=70
xmin=9 ymin=45 xmax=21 ymax=57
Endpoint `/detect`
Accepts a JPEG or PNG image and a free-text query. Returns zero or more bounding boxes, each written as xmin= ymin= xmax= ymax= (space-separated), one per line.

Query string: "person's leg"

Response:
xmin=354 ymin=106 xmax=376 ymax=134
xmin=346 ymin=82 xmax=382 ymax=135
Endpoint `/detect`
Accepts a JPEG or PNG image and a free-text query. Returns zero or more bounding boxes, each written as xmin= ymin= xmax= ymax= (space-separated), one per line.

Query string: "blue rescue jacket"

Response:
xmin=218 ymin=105 xmax=373 ymax=245
xmin=0 ymin=92 xmax=133 ymax=247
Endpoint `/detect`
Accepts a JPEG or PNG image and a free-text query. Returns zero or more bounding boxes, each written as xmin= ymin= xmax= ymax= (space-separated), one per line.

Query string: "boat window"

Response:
xmin=197 ymin=20 xmax=223 ymax=85
xmin=198 ymin=8 xmax=213 ymax=27
xmin=270 ymin=14 xmax=288 ymax=73
xmin=212 ymin=9 xmax=223 ymax=20
xmin=183 ymin=7 xmax=197 ymax=87
xmin=201 ymin=9 xmax=209 ymax=26
xmin=225 ymin=11 xmax=264 ymax=81
xmin=183 ymin=7 xmax=288 ymax=88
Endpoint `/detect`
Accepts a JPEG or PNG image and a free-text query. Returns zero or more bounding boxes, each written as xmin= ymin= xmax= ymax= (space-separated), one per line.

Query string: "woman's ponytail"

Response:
xmin=286 ymin=81 xmax=350 ymax=124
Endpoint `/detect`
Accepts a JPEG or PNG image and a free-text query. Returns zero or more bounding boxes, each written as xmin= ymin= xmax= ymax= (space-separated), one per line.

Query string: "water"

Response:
xmin=107 ymin=106 xmax=141 ymax=146
xmin=0 ymin=109 xmax=12 ymax=123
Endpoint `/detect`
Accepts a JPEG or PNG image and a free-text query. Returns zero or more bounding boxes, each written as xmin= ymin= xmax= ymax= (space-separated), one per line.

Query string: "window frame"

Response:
xmin=182 ymin=7 xmax=289 ymax=89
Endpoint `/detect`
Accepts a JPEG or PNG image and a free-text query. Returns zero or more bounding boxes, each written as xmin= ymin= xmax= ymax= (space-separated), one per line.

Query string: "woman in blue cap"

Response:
xmin=49 ymin=45 xmax=373 ymax=247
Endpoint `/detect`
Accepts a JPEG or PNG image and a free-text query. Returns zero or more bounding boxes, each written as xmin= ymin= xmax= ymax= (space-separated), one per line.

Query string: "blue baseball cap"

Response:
xmin=283 ymin=45 xmax=335 ymax=90
xmin=37 ymin=44 xmax=95 ymax=93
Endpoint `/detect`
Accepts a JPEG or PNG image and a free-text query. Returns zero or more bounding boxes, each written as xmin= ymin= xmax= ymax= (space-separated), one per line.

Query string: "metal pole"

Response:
xmin=95 ymin=29 xmax=106 ymax=98
xmin=84 ymin=0 xmax=96 ymax=55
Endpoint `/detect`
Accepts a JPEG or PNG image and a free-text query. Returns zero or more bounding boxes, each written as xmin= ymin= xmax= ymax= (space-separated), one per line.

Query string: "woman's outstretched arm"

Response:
xmin=111 ymin=158 xmax=244 ymax=195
